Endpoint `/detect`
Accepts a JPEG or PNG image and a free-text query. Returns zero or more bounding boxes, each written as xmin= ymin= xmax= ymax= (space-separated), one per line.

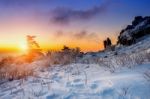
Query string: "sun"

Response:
xmin=19 ymin=42 xmax=28 ymax=52
xmin=20 ymin=44 xmax=28 ymax=50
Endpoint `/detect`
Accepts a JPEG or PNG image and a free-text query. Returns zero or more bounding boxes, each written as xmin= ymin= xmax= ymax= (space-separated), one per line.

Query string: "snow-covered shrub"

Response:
xmin=46 ymin=51 xmax=70 ymax=65
xmin=0 ymin=56 xmax=36 ymax=81
xmin=100 ymin=49 xmax=150 ymax=69
xmin=78 ymin=48 xmax=149 ymax=71
xmin=0 ymin=64 xmax=34 ymax=81
xmin=46 ymin=47 xmax=82 ymax=65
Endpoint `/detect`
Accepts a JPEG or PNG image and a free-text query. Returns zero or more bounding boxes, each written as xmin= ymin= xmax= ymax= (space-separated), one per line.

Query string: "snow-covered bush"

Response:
xmin=0 ymin=56 xmax=36 ymax=81
xmin=0 ymin=64 xmax=34 ymax=81
xmin=46 ymin=46 xmax=82 ymax=65
xmin=100 ymin=49 xmax=149 ymax=69
xmin=78 ymin=48 xmax=149 ymax=71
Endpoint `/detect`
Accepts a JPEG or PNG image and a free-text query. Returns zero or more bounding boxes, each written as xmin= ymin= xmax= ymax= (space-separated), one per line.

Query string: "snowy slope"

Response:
xmin=0 ymin=34 xmax=150 ymax=99
xmin=0 ymin=63 xmax=150 ymax=99
xmin=82 ymin=35 xmax=150 ymax=62
xmin=113 ymin=35 xmax=150 ymax=55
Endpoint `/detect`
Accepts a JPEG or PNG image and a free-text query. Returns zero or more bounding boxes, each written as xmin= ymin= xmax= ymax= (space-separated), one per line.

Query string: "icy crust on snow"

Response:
xmin=0 ymin=63 xmax=150 ymax=99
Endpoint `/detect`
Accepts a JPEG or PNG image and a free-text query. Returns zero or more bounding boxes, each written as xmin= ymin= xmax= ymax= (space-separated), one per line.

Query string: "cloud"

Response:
xmin=54 ymin=30 xmax=100 ymax=43
xmin=73 ymin=30 xmax=97 ymax=39
xmin=73 ymin=31 xmax=88 ymax=39
xmin=73 ymin=30 xmax=101 ymax=43
xmin=51 ymin=0 xmax=113 ymax=25
xmin=54 ymin=31 xmax=64 ymax=37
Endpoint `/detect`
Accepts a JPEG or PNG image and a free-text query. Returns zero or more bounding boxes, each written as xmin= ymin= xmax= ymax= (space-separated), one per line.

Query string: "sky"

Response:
xmin=0 ymin=0 xmax=150 ymax=52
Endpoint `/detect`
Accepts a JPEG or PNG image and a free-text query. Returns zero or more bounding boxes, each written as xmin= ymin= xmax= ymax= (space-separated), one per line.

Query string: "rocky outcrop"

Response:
xmin=117 ymin=16 xmax=150 ymax=45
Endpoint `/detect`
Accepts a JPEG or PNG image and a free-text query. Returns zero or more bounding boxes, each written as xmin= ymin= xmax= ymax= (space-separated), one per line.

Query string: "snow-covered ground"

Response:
xmin=0 ymin=63 xmax=150 ymax=99
xmin=0 ymin=36 xmax=150 ymax=99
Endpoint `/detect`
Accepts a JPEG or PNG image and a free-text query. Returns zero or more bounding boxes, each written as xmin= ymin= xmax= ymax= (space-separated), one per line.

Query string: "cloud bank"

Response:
xmin=54 ymin=30 xmax=100 ymax=43
xmin=51 ymin=0 xmax=113 ymax=25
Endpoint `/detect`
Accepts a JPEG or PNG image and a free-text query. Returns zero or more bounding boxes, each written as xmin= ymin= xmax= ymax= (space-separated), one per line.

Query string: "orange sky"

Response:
xmin=0 ymin=16 xmax=117 ymax=53
xmin=0 ymin=33 xmax=116 ymax=53
xmin=0 ymin=19 xmax=118 ymax=53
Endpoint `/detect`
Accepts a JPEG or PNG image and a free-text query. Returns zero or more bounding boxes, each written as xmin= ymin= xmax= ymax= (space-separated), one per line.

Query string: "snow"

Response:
xmin=0 ymin=62 xmax=150 ymax=99
xmin=0 ymin=35 xmax=150 ymax=99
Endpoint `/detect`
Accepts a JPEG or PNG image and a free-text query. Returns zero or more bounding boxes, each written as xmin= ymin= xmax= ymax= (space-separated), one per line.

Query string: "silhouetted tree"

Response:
xmin=103 ymin=37 xmax=112 ymax=49
xmin=103 ymin=40 xmax=107 ymax=49
xmin=27 ymin=35 xmax=40 ymax=49
xmin=26 ymin=35 xmax=43 ymax=62
xmin=61 ymin=45 xmax=71 ymax=54
xmin=107 ymin=38 xmax=112 ymax=46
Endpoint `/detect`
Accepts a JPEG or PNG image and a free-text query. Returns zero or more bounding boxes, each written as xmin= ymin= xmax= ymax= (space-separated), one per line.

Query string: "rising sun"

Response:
xmin=19 ymin=42 xmax=28 ymax=52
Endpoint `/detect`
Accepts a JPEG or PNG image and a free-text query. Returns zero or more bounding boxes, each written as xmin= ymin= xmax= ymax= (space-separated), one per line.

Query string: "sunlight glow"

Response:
xmin=19 ymin=42 xmax=28 ymax=52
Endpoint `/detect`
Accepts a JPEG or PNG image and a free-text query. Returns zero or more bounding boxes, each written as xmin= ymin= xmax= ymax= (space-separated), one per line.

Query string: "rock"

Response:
xmin=117 ymin=16 xmax=150 ymax=46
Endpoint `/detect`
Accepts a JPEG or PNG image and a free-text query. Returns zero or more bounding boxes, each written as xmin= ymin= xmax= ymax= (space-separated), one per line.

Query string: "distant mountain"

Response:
xmin=117 ymin=16 xmax=150 ymax=45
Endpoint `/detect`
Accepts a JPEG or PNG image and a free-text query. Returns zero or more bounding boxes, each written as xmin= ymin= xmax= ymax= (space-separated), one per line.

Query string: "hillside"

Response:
xmin=0 ymin=32 xmax=149 ymax=99
xmin=0 ymin=16 xmax=150 ymax=99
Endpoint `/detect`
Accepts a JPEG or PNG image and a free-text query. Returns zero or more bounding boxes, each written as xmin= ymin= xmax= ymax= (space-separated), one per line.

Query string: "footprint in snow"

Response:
xmin=90 ymin=83 xmax=98 ymax=89
xmin=85 ymin=66 xmax=90 ymax=69
xmin=11 ymin=88 xmax=24 ymax=95
xmin=73 ymin=79 xmax=81 ymax=83
xmin=51 ymin=74 xmax=63 ymax=83
xmin=53 ymin=72 xmax=58 ymax=76
xmin=66 ymin=82 xmax=85 ymax=89
xmin=93 ymin=80 xmax=100 ymax=84
xmin=46 ymin=93 xmax=59 ymax=99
